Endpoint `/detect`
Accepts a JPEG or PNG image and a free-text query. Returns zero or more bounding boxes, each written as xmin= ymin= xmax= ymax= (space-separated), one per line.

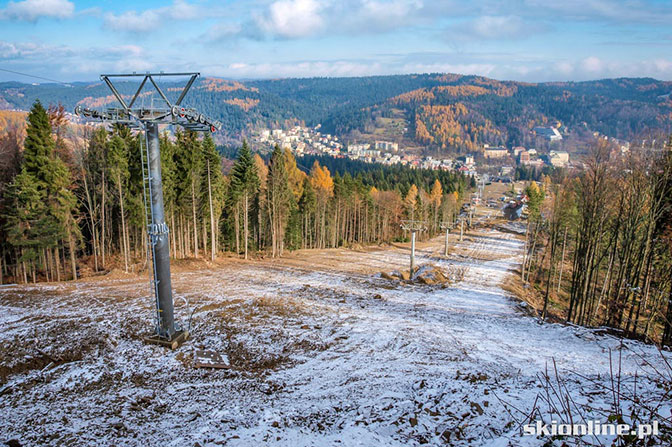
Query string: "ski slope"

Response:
xmin=0 ymin=226 xmax=668 ymax=446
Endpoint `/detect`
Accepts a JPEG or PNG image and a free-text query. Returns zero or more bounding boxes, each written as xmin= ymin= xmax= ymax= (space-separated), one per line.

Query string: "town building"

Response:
xmin=483 ymin=146 xmax=509 ymax=159
xmin=548 ymin=150 xmax=569 ymax=167
xmin=518 ymin=150 xmax=530 ymax=164
xmin=534 ymin=127 xmax=563 ymax=141
xmin=374 ymin=140 xmax=399 ymax=152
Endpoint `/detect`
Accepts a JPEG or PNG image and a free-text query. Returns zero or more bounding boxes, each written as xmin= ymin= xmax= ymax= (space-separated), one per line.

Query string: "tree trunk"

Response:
xmin=101 ymin=171 xmax=106 ymax=269
xmin=83 ymin=170 xmax=99 ymax=272
xmin=208 ymin=160 xmax=216 ymax=262
xmin=192 ymin=178 xmax=199 ymax=258
xmin=117 ymin=176 xmax=129 ymax=273
xmin=244 ymin=192 xmax=249 ymax=260
xmin=235 ymin=201 xmax=240 ymax=256
xmin=55 ymin=246 xmax=61 ymax=282
xmin=68 ymin=232 xmax=77 ymax=280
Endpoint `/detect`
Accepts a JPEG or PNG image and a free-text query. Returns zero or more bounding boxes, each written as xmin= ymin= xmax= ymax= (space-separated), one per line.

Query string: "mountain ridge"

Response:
xmin=1 ymin=73 xmax=671 ymax=150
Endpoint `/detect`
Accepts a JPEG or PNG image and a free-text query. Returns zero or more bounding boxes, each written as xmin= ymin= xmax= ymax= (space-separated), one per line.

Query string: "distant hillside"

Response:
xmin=1 ymin=74 xmax=671 ymax=150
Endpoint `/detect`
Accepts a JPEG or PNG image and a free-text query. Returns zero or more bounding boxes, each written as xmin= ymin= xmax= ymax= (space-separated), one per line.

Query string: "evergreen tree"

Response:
xmin=229 ymin=140 xmax=259 ymax=259
xmin=175 ymin=130 xmax=202 ymax=257
xmin=14 ymin=100 xmax=80 ymax=280
xmin=253 ymin=154 xmax=269 ymax=251
xmin=4 ymin=169 xmax=50 ymax=282
xmin=107 ymin=134 xmax=131 ymax=272
xmin=22 ymin=101 xmax=54 ymax=189
xmin=267 ymin=145 xmax=292 ymax=257
xmin=299 ymin=177 xmax=316 ymax=248
xmin=200 ymin=134 xmax=225 ymax=260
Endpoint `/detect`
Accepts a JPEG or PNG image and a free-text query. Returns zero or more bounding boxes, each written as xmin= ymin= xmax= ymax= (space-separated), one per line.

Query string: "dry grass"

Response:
xmin=502 ymin=273 xmax=567 ymax=323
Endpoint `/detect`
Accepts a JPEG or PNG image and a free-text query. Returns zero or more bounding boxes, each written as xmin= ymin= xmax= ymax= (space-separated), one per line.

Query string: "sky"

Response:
xmin=1 ymin=0 xmax=672 ymax=83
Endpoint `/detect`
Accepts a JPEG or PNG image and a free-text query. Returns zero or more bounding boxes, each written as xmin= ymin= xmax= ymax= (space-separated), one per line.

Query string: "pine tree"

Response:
xmin=267 ymin=145 xmax=292 ymax=257
xmin=175 ymin=131 xmax=202 ymax=257
xmin=253 ymin=153 xmax=268 ymax=251
xmin=107 ymin=134 xmax=131 ymax=272
xmin=17 ymin=100 xmax=80 ymax=280
xmin=200 ymin=134 xmax=225 ymax=261
xmin=229 ymin=141 xmax=259 ymax=259
xmin=4 ymin=169 xmax=50 ymax=282
xmin=299 ymin=177 xmax=316 ymax=248
xmin=22 ymin=101 xmax=54 ymax=189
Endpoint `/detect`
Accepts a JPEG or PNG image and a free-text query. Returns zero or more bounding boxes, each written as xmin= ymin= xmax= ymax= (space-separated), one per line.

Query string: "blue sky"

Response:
xmin=1 ymin=0 xmax=672 ymax=83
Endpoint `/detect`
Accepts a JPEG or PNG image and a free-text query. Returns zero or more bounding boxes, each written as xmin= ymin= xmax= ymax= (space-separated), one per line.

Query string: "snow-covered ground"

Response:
xmin=0 ymin=226 xmax=668 ymax=446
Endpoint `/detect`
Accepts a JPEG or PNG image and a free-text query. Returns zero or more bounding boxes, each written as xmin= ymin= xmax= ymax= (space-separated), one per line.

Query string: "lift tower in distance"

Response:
xmin=400 ymin=220 xmax=427 ymax=276
xmin=440 ymin=221 xmax=454 ymax=256
xmin=75 ymin=72 xmax=221 ymax=349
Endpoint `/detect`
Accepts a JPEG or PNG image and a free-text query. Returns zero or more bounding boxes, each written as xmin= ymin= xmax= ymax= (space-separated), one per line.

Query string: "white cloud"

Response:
xmin=581 ymin=56 xmax=603 ymax=73
xmin=495 ymin=56 xmax=672 ymax=82
xmin=0 ymin=40 xmax=74 ymax=59
xmin=207 ymin=0 xmax=429 ymax=41
xmin=103 ymin=0 xmax=200 ymax=33
xmin=206 ymin=56 xmax=497 ymax=79
xmin=347 ymin=0 xmax=424 ymax=32
xmin=0 ymin=39 xmax=156 ymax=81
xmin=254 ymin=0 xmax=325 ymax=39
xmin=0 ymin=0 xmax=74 ymax=21
xmin=213 ymin=59 xmax=385 ymax=78
xmin=93 ymin=44 xmax=145 ymax=59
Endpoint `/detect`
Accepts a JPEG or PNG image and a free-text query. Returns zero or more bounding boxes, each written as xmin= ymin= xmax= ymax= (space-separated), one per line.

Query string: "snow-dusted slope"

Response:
xmin=0 ymin=228 xmax=667 ymax=446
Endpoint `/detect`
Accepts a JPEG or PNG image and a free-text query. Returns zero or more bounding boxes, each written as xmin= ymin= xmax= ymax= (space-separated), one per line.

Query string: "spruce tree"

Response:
xmin=267 ymin=145 xmax=292 ymax=257
xmin=13 ymin=100 xmax=80 ymax=280
xmin=175 ymin=130 xmax=203 ymax=257
xmin=200 ymin=134 xmax=225 ymax=260
xmin=107 ymin=134 xmax=131 ymax=272
xmin=298 ymin=177 xmax=316 ymax=248
xmin=229 ymin=141 xmax=259 ymax=259
xmin=4 ymin=169 xmax=49 ymax=281
xmin=22 ymin=101 xmax=54 ymax=190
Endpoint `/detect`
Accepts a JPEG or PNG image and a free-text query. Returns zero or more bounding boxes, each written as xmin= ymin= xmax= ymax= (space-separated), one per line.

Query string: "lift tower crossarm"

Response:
xmin=175 ymin=74 xmax=199 ymax=106
xmin=101 ymin=76 xmax=129 ymax=111
xmin=127 ymin=76 xmax=148 ymax=109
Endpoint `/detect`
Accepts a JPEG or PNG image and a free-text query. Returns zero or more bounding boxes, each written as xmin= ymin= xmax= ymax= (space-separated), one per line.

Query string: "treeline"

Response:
xmin=293 ymin=154 xmax=472 ymax=196
xmin=0 ymin=101 xmax=466 ymax=283
xmin=520 ymin=139 xmax=672 ymax=346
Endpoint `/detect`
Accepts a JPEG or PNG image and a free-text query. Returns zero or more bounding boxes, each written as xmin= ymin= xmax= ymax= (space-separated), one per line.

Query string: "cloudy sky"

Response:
xmin=1 ymin=0 xmax=672 ymax=83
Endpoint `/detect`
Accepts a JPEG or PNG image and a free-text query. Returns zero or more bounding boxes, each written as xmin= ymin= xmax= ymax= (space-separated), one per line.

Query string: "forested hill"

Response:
xmin=1 ymin=74 xmax=671 ymax=148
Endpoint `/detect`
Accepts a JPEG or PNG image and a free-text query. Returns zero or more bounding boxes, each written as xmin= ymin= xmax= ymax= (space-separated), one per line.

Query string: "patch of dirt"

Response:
xmin=0 ymin=320 xmax=112 ymax=386
xmin=381 ymin=263 xmax=453 ymax=285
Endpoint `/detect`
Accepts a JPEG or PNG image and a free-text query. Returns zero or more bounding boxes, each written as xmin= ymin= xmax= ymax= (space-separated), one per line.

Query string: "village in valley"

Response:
xmin=253 ymin=123 xmax=632 ymax=181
